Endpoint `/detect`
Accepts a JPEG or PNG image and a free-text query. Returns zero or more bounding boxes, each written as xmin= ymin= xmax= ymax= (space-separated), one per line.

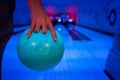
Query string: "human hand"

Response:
xmin=26 ymin=1 xmax=56 ymax=40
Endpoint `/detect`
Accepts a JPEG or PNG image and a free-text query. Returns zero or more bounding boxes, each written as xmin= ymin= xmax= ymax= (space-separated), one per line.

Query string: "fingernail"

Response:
xmin=27 ymin=35 xmax=29 ymax=38
xmin=27 ymin=34 xmax=30 ymax=38
xmin=54 ymin=38 xmax=57 ymax=41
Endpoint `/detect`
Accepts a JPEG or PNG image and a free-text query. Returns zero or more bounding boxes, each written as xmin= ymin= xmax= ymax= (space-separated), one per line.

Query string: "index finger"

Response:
xmin=27 ymin=22 xmax=35 ymax=38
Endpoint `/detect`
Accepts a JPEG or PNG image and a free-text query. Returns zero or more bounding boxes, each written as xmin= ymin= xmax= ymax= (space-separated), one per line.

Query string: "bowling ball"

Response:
xmin=17 ymin=29 xmax=64 ymax=71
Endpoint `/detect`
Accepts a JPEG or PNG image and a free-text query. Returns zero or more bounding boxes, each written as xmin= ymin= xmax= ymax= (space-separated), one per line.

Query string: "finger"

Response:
xmin=42 ymin=20 xmax=47 ymax=34
xmin=48 ymin=22 xmax=57 ymax=41
xmin=35 ymin=21 xmax=41 ymax=32
xmin=27 ymin=22 xmax=35 ymax=38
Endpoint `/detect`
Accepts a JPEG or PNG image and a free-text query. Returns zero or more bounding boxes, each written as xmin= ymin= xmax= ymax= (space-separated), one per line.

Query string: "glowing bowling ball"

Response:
xmin=17 ymin=29 xmax=64 ymax=71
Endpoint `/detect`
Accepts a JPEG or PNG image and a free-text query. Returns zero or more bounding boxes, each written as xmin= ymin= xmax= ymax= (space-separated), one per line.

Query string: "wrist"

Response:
xmin=26 ymin=0 xmax=44 ymax=12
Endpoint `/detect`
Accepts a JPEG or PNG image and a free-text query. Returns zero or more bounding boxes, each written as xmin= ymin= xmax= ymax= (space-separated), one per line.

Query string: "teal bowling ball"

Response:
xmin=17 ymin=29 xmax=64 ymax=71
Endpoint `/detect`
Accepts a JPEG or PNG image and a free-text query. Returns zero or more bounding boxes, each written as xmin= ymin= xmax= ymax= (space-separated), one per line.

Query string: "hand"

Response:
xmin=26 ymin=0 xmax=56 ymax=40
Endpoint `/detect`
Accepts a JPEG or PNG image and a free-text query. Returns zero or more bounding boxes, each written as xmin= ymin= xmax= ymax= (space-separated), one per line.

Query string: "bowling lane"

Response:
xmin=2 ymin=24 xmax=113 ymax=80
xmin=63 ymin=24 xmax=91 ymax=41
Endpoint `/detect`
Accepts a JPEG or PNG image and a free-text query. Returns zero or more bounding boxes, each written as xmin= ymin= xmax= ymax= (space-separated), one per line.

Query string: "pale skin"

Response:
xmin=26 ymin=0 xmax=57 ymax=40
